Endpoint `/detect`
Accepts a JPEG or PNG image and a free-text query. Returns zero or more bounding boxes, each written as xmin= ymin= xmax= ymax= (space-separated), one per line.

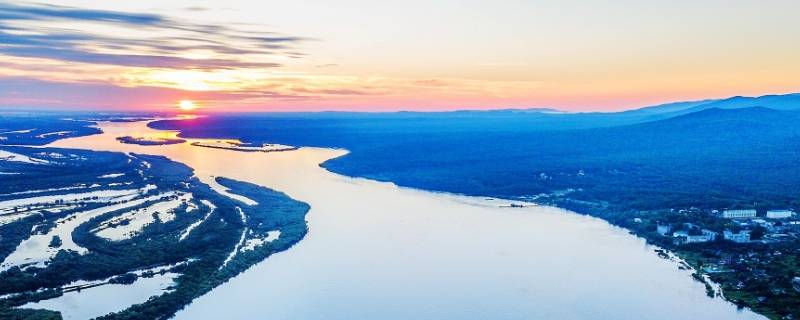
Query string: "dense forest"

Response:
xmin=150 ymin=94 xmax=800 ymax=319
xmin=4 ymin=93 xmax=800 ymax=319
xmin=152 ymin=103 xmax=800 ymax=213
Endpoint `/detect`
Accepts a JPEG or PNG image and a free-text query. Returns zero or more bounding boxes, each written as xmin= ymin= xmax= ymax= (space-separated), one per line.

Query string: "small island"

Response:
xmin=191 ymin=140 xmax=296 ymax=153
xmin=116 ymin=136 xmax=186 ymax=146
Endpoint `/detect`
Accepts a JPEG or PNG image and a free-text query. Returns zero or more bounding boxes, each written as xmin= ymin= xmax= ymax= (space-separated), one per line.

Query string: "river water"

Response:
xmin=46 ymin=120 xmax=762 ymax=320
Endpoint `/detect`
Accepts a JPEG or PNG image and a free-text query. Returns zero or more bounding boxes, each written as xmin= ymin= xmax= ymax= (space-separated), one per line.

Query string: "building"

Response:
xmin=723 ymin=230 xmax=751 ymax=243
xmin=688 ymin=234 xmax=713 ymax=243
xmin=673 ymin=231 xmax=713 ymax=244
xmin=701 ymin=229 xmax=718 ymax=240
xmin=793 ymin=277 xmax=800 ymax=293
xmin=766 ymin=210 xmax=795 ymax=219
xmin=656 ymin=224 xmax=671 ymax=236
xmin=763 ymin=233 xmax=791 ymax=243
xmin=721 ymin=209 xmax=757 ymax=219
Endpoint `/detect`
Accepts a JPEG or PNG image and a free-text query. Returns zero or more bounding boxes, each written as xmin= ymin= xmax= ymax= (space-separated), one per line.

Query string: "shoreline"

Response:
xmin=150 ymin=122 xmax=759 ymax=317
xmin=16 ymin=118 xmax=763 ymax=319
xmin=145 ymin=118 xmax=761 ymax=317
xmin=190 ymin=141 xmax=297 ymax=153
xmin=1 ymin=138 xmax=313 ymax=319
xmin=163 ymin=126 xmax=766 ymax=318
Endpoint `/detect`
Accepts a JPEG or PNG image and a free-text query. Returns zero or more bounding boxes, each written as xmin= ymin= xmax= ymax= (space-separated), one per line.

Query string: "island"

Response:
xmin=191 ymin=140 xmax=296 ymax=153
xmin=116 ymin=136 xmax=186 ymax=146
xmin=0 ymin=118 xmax=100 ymax=146
xmin=0 ymin=146 xmax=310 ymax=320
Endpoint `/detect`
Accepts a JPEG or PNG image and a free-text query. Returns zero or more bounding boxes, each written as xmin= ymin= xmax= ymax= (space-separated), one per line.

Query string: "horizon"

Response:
xmin=2 ymin=91 xmax=798 ymax=115
xmin=2 ymin=1 xmax=800 ymax=113
xmin=0 ymin=92 xmax=800 ymax=115
xmin=4 ymin=3 xmax=800 ymax=318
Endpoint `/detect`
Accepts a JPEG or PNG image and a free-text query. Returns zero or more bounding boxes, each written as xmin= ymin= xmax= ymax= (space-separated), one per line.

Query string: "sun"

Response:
xmin=178 ymin=100 xmax=197 ymax=111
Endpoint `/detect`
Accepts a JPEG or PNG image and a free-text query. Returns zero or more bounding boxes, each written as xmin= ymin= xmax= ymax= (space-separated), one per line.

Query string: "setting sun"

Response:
xmin=178 ymin=100 xmax=197 ymax=111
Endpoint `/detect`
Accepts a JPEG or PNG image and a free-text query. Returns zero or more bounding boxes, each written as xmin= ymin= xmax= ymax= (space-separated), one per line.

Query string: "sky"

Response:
xmin=1 ymin=0 xmax=799 ymax=112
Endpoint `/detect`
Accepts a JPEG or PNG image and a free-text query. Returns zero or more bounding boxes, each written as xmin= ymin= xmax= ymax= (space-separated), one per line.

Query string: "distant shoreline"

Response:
xmin=116 ymin=136 xmax=186 ymax=146
xmin=190 ymin=141 xmax=297 ymax=153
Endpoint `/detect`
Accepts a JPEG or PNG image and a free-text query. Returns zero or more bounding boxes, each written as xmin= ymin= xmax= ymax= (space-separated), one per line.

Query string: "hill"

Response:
xmin=622 ymin=99 xmax=720 ymax=115
xmin=152 ymin=106 xmax=800 ymax=211
xmin=640 ymin=93 xmax=800 ymax=119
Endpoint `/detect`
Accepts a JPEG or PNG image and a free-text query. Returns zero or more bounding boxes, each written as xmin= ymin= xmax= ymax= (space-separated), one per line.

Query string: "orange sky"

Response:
xmin=1 ymin=1 xmax=799 ymax=112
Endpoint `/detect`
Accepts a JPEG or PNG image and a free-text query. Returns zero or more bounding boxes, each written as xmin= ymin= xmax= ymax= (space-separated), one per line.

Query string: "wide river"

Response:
xmin=48 ymin=120 xmax=762 ymax=320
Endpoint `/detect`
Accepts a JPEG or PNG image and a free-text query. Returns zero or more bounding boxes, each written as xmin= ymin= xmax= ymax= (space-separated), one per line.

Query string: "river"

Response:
xmin=46 ymin=120 xmax=762 ymax=320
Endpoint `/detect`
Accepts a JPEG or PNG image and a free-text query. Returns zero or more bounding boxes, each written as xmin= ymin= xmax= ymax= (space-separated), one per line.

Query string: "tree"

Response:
xmin=750 ymin=226 xmax=766 ymax=240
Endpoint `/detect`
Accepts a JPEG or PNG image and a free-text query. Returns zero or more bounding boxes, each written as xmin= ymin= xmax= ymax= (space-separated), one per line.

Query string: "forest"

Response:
xmin=152 ymin=106 xmax=800 ymax=213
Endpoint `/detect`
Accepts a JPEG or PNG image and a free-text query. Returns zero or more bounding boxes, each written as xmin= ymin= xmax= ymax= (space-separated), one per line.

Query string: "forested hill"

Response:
xmin=621 ymin=93 xmax=800 ymax=119
xmin=151 ymin=99 xmax=800 ymax=212
xmin=684 ymin=93 xmax=800 ymax=112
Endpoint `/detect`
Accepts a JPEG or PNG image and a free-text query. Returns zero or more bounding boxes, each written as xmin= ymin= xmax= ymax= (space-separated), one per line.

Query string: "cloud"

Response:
xmin=0 ymin=3 xmax=306 ymax=70
xmin=0 ymin=77 xmax=315 ymax=109
xmin=0 ymin=3 xmax=164 ymax=25
xmin=0 ymin=45 xmax=279 ymax=69
xmin=184 ymin=7 xmax=209 ymax=12
xmin=290 ymin=87 xmax=373 ymax=96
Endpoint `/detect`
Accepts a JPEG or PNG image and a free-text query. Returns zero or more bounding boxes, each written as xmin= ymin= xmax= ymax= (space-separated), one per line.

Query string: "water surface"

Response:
xmin=49 ymin=120 xmax=762 ymax=320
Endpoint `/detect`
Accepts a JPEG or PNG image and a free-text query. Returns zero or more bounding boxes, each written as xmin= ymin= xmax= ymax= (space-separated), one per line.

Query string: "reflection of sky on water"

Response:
xmin=46 ymin=121 xmax=764 ymax=320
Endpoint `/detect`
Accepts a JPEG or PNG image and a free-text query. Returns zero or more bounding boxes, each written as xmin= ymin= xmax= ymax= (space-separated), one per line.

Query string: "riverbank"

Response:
xmin=0 ymin=137 xmax=312 ymax=319
xmin=149 ymin=113 xmax=800 ymax=320
xmin=191 ymin=140 xmax=296 ymax=153
xmin=36 ymin=119 xmax=761 ymax=319
xmin=116 ymin=136 xmax=186 ymax=146
xmin=546 ymin=198 xmax=800 ymax=319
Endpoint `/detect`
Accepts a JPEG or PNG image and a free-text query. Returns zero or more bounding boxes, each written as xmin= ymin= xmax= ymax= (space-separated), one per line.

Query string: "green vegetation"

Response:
xmin=546 ymin=198 xmax=800 ymax=319
xmin=151 ymin=106 xmax=800 ymax=319
xmin=0 ymin=147 xmax=310 ymax=319
xmin=116 ymin=136 xmax=186 ymax=146
xmin=0 ymin=115 xmax=100 ymax=146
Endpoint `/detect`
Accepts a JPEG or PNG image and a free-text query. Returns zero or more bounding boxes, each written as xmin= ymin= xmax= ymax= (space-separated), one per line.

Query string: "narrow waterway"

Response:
xmin=47 ymin=120 xmax=763 ymax=320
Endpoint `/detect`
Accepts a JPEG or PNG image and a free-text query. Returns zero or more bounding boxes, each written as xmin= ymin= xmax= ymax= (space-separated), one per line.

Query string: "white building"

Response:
xmin=657 ymin=224 xmax=671 ymax=236
xmin=723 ymin=230 xmax=751 ymax=243
xmin=673 ymin=231 xmax=713 ymax=244
xmin=793 ymin=277 xmax=800 ymax=293
xmin=721 ymin=209 xmax=757 ymax=219
xmin=701 ymin=229 xmax=718 ymax=240
xmin=766 ymin=210 xmax=795 ymax=219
